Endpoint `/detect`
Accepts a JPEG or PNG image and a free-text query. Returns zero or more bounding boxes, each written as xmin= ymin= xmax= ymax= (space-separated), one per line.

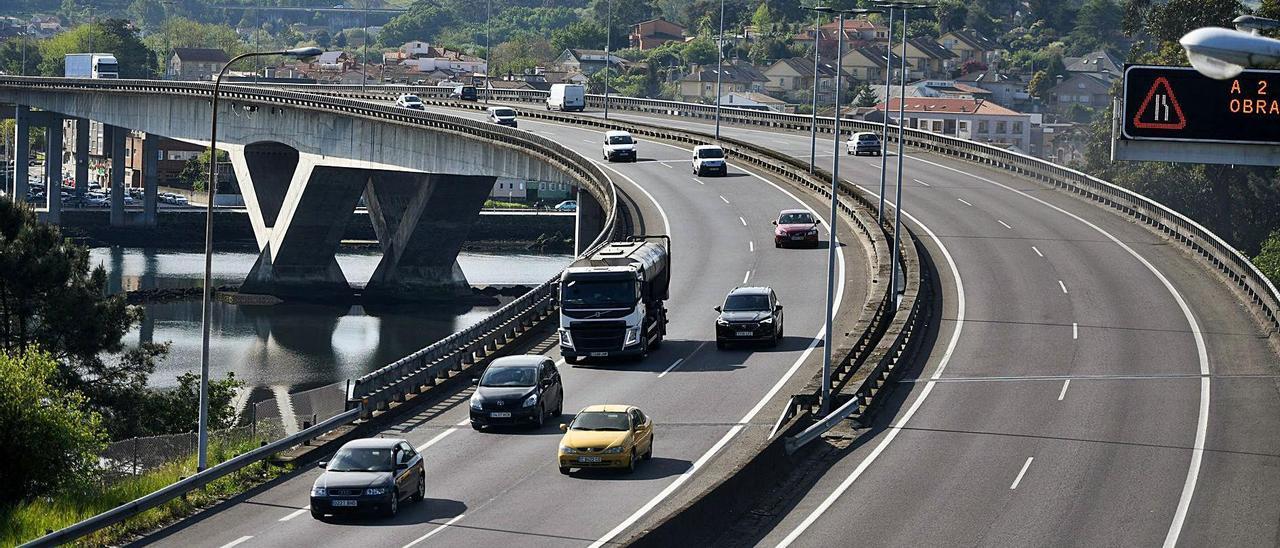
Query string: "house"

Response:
xmin=872 ymin=80 xmax=990 ymax=103
xmin=166 ymin=48 xmax=229 ymax=81
xmin=871 ymin=97 xmax=1032 ymax=151
xmin=677 ymin=62 xmax=770 ymax=103
xmin=552 ymin=49 xmax=627 ymax=75
xmin=763 ymin=57 xmax=846 ymax=98
xmin=891 ymin=37 xmax=956 ymax=79
xmin=718 ymin=91 xmax=792 ymax=113
xmin=313 ymin=51 xmax=354 ymax=71
xmin=631 ymin=18 xmax=685 ymax=50
xmin=1065 ymin=50 xmax=1122 ymax=81
xmin=792 ymin=17 xmax=888 ymax=59
xmin=840 ymin=46 xmax=909 ymax=84
xmin=123 ymin=134 xmax=206 ymax=187
xmin=957 ymin=71 xmax=1028 ymax=107
xmin=1048 ymin=72 xmax=1113 ymax=112
xmin=939 ymin=29 xmax=999 ymax=64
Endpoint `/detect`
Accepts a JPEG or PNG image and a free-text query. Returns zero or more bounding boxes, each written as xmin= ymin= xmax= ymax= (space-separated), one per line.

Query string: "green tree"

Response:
xmin=136 ymin=371 xmax=244 ymax=436
xmin=550 ymin=21 xmax=608 ymax=52
xmin=379 ymin=3 xmax=456 ymax=46
xmin=0 ymin=37 xmax=43 ymax=76
xmin=751 ymin=3 xmax=774 ymax=33
xmin=680 ymin=36 xmax=717 ymax=65
xmin=128 ymin=0 xmax=168 ymax=31
xmin=177 ymin=149 xmax=230 ymax=192
xmin=144 ymin=18 xmax=246 ymax=60
xmin=1067 ymin=0 xmax=1122 ymax=54
xmin=853 ymin=83 xmax=879 ymax=107
xmin=1255 ymin=230 xmax=1280 ymax=286
xmin=1028 ymin=70 xmax=1052 ymax=98
xmin=492 ymin=34 xmax=556 ymax=77
xmin=313 ymin=30 xmax=331 ymax=49
xmin=0 ymin=348 xmax=106 ymax=504
xmin=38 ymin=20 xmax=158 ymax=78
xmin=334 ymin=31 xmax=348 ymax=48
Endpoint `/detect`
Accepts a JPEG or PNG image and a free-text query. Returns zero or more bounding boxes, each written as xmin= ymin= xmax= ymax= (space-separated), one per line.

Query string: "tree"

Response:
xmin=680 ymin=36 xmax=717 ymax=65
xmin=177 ymin=149 xmax=230 ymax=192
xmin=854 ymin=83 xmax=879 ymax=107
xmin=0 ymin=37 xmax=44 ymax=76
xmin=1130 ymin=0 xmax=1243 ymax=44
xmin=334 ymin=31 xmax=348 ymax=48
xmin=751 ymin=3 xmax=774 ymax=33
xmin=1028 ymin=70 xmax=1052 ymax=99
xmin=492 ymin=34 xmax=556 ymax=76
xmin=38 ymin=20 xmax=158 ymax=78
xmin=128 ymin=0 xmax=168 ymax=31
xmin=135 ymin=371 xmax=244 ymax=436
xmin=0 ymin=348 xmax=106 ymax=504
xmin=550 ymin=21 xmax=607 ymax=52
xmin=313 ymin=29 xmax=331 ymax=49
xmin=379 ymin=3 xmax=456 ymax=46
xmin=145 ymin=18 xmax=247 ymax=59
xmin=1255 ymin=230 xmax=1280 ymax=286
xmin=1067 ymin=0 xmax=1122 ymax=54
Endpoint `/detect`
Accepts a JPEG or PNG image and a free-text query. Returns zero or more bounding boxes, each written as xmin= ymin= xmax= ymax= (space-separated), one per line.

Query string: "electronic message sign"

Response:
xmin=1122 ymin=65 xmax=1280 ymax=145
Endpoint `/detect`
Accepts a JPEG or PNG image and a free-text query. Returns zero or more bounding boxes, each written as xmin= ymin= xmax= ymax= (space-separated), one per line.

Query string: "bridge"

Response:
xmin=9 ymin=80 xmax=1279 ymax=548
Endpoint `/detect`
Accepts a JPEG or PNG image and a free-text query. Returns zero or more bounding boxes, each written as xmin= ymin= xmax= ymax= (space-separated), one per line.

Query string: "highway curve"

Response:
xmin=134 ymin=104 xmax=872 ymax=547
xmin=579 ymin=109 xmax=1280 ymax=546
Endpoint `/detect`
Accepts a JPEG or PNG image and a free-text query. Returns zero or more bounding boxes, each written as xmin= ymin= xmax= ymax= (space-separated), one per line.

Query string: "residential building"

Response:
xmin=957 ymin=71 xmax=1029 ymax=107
xmin=552 ymin=49 xmax=627 ymax=75
xmin=1065 ymin=50 xmax=1122 ymax=80
xmin=124 ymin=133 xmax=206 ymax=188
xmin=871 ymin=80 xmax=991 ymax=103
xmin=630 ymin=18 xmax=686 ymax=50
xmin=313 ymin=51 xmax=354 ymax=71
xmin=840 ymin=46 xmax=909 ymax=84
xmin=166 ymin=48 xmax=229 ymax=81
xmin=792 ymin=17 xmax=888 ymax=59
xmin=1048 ymin=72 xmax=1112 ymax=112
xmin=939 ymin=29 xmax=1000 ymax=64
xmin=718 ymin=91 xmax=792 ymax=113
xmin=891 ymin=37 xmax=956 ymax=79
xmin=872 ymin=97 xmax=1032 ymax=151
xmin=677 ymin=62 xmax=769 ymax=102
xmin=763 ymin=57 xmax=845 ymax=99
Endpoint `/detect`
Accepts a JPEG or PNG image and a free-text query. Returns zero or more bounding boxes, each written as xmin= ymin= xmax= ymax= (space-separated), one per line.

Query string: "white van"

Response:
xmin=547 ymin=84 xmax=586 ymax=112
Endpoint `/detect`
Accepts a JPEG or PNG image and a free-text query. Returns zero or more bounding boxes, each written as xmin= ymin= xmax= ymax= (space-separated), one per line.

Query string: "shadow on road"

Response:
xmin=564 ymin=456 xmax=692 ymax=481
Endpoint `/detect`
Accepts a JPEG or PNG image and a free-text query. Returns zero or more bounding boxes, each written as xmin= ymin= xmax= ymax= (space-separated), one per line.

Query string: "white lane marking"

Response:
xmin=1058 ymin=380 xmax=1071 ymax=401
xmin=402 ymin=514 xmax=467 ymax=548
xmin=582 ymin=139 xmax=593 ymax=143
xmin=1058 ymin=280 xmax=1068 ymax=294
xmin=914 ymin=178 xmax=931 ymax=187
xmin=279 ymin=506 xmax=309 ymax=521
xmin=739 ymin=216 xmax=747 ymax=226
xmin=588 ymin=158 xmax=673 ymax=236
xmin=957 ymin=198 xmax=973 ymax=207
xmin=998 ymin=220 xmax=1013 ymax=230
xmin=901 ymin=156 xmax=1209 ymax=548
xmin=693 ymin=178 xmax=705 ymax=185
xmin=749 ymin=241 xmax=755 ymax=253
xmin=658 ymin=358 xmax=684 ymax=378
xmin=416 ymin=419 xmax=470 ymax=452
xmin=720 ymin=195 xmax=730 ymax=204
xmin=662 ymin=162 xmax=673 ymax=169
xmin=220 ymin=536 xmax=253 ymax=548
xmin=1032 ymin=246 xmax=1044 ymax=257
xmin=777 ymin=187 xmax=963 ymax=548
xmin=591 ymin=165 xmax=847 ymax=548
xmin=1010 ymin=457 xmax=1034 ymax=490
xmin=1073 ymin=323 xmax=1078 ymax=340
xmin=743 ymin=271 xmax=751 ymax=284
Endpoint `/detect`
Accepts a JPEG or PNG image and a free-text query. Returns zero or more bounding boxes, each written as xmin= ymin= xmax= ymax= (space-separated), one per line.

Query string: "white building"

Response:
xmin=873 ymin=97 xmax=1032 ymax=152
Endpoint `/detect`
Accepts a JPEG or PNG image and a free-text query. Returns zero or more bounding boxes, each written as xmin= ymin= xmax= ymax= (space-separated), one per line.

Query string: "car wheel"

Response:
xmin=554 ymin=393 xmax=563 ymax=417
xmin=412 ymin=475 xmax=425 ymax=503
xmin=775 ymin=240 xmax=781 ymax=248
xmin=716 ymin=339 xmax=726 ymax=350
xmin=559 ymin=466 xmax=571 ymax=475
xmin=644 ymin=436 xmax=654 ymax=460
xmin=564 ymin=355 xmax=579 ymax=365
xmin=471 ymin=422 xmax=482 ymax=431
xmin=311 ymin=510 xmax=325 ymax=520
xmin=384 ymin=489 xmax=399 ymax=517
xmin=534 ymin=404 xmax=546 ymax=428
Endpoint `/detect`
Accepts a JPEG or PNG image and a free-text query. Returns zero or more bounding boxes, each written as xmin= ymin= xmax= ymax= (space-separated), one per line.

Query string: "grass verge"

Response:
xmin=484 ymin=199 xmax=532 ymax=209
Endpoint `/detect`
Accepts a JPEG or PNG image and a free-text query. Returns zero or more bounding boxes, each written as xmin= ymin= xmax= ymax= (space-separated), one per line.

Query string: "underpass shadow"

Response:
xmin=564 ymin=456 xmax=691 ymax=481
xmin=315 ymin=498 xmax=467 ymax=526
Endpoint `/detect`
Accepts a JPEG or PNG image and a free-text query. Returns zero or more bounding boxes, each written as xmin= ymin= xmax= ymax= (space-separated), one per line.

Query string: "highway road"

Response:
xmin=135 ymin=102 xmax=871 ymax=547
xmin=568 ymin=109 xmax=1280 ymax=546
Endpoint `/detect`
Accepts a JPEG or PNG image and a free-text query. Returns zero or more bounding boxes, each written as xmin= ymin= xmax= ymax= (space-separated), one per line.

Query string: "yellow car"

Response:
xmin=558 ymin=405 xmax=654 ymax=474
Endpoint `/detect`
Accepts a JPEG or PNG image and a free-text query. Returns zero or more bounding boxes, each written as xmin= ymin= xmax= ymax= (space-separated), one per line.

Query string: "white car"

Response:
xmin=846 ymin=132 xmax=882 ymax=156
xmin=487 ymin=106 xmax=518 ymax=127
xmin=603 ymin=130 xmax=637 ymax=162
xmin=395 ymin=94 xmax=425 ymax=110
xmin=172 ymin=195 xmax=189 ymax=206
xmin=554 ymin=200 xmax=577 ymax=211
xmin=692 ymin=145 xmax=727 ymax=176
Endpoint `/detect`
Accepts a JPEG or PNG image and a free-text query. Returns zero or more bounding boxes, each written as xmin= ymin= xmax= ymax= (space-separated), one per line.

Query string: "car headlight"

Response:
xmin=523 ymin=393 xmax=538 ymax=408
xmin=470 ymin=393 xmax=484 ymax=410
xmin=559 ymin=329 xmax=574 ymax=348
xmin=365 ymin=487 xmax=388 ymax=496
xmin=311 ymin=486 xmax=326 ymax=497
xmin=716 ymin=318 xmax=730 ymax=326
xmin=759 ymin=317 xmax=773 ymax=324
xmin=560 ymin=445 xmax=577 ymax=454
xmin=624 ymin=326 xmax=641 ymax=347
xmin=602 ymin=446 xmax=625 ymax=454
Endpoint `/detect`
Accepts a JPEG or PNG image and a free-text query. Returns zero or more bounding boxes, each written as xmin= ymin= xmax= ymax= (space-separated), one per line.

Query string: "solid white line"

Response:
xmin=720 ymin=195 xmax=730 ymax=204
xmin=1058 ymin=280 xmax=1068 ymax=294
xmin=957 ymin=198 xmax=973 ymax=207
xmin=749 ymin=241 xmax=755 ymax=252
xmin=416 ymin=419 xmax=470 ymax=452
xmin=662 ymin=162 xmax=673 ymax=169
xmin=1073 ymin=322 xmax=1078 ymax=340
xmin=693 ymin=177 xmax=705 ymax=185
xmin=1010 ymin=457 xmax=1034 ymax=490
xmin=220 ymin=536 xmax=253 ymax=548
xmin=902 ymin=156 xmax=1209 ymax=548
xmin=998 ymin=220 xmax=1013 ymax=229
xmin=402 ymin=514 xmax=466 ymax=548
xmin=657 ymin=358 xmax=684 ymax=378
xmin=914 ymin=178 xmax=931 ymax=187
xmin=1032 ymin=245 xmax=1044 ymax=257
xmin=1058 ymin=380 xmax=1071 ymax=401
xmin=739 ymin=216 xmax=747 ymax=226
xmin=743 ymin=270 xmax=751 ymax=284
xmin=589 ymin=158 xmax=673 ymax=236
xmin=279 ymin=506 xmax=309 ymax=521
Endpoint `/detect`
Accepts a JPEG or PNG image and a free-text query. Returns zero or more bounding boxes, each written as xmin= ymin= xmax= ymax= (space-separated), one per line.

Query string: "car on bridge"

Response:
xmin=558 ymin=405 xmax=654 ymax=475
xmin=847 ymin=131 xmax=882 ymax=156
xmin=451 ymin=84 xmax=477 ymax=101
xmin=715 ymin=286 xmax=784 ymax=348
xmin=395 ymin=94 xmax=426 ymax=110
xmin=603 ymin=130 xmax=638 ymax=162
xmin=310 ymin=438 xmax=425 ymax=519
xmin=692 ymin=145 xmax=727 ymax=176
xmin=488 ymin=106 xmax=518 ymax=127
xmin=554 ymin=200 xmax=577 ymax=211
xmin=773 ymin=209 xmax=820 ymax=248
xmin=469 ymin=355 xmax=564 ymax=430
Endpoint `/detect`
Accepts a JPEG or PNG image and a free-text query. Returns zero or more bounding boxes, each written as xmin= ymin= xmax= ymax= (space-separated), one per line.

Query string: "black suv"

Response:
xmin=714 ymin=287 xmax=784 ymax=348
xmin=469 ymin=355 xmax=564 ymax=430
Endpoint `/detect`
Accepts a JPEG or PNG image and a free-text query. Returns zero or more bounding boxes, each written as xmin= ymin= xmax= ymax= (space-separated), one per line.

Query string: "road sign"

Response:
xmin=1122 ymin=65 xmax=1280 ymax=144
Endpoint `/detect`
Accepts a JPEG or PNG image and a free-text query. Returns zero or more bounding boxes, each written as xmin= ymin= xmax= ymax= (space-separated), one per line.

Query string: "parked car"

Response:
xmin=603 ymin=130 xmax=638 ymax=162
xmin=847 ymin=132 xmax=882 ymax=156
xmin=487 ymin=106 xmax=518 ymax=127
xmin=773 ymin=209 xmax=820 ymax=248
xmin=692 ymin=145 xmax=727 ymax=176
xmin=553 ymin=200 xmax=577 ymax=212
xmin=395 ymin=94 xmax=426 ymax=110
xmin=558 ymin=405 xmax=654 ymax=475
xmin=469 ymin=355 xmax=564 ymax=430
xmin=715 ymin=286 xmax=784 ymax=348
xmin=450 ymin=85 xmax=477 ymax=101
xmin=310 ymin=438 xmax=425 ymax=519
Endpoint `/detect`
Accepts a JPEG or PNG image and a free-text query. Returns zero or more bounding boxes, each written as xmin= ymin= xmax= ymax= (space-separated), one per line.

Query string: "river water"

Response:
xmin=89 ymin=247 xmax=571 ymax=393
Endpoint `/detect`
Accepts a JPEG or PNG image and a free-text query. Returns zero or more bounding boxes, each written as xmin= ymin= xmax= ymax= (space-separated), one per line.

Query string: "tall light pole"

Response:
xmin=485 ymin=0 xmax=493 ymax=103
xmin=604 ymin=0 xmax=612 ymax=119
xmin=713 ymin=0 xmax=726 ymax=139
xmin=198 ymin=46 xmax=321 ymax=471
xmin=886 ymin=4 xmax=930 ymax=305
xmin=807 ymin=5 xmax=824 ymax=173
xmin=361 ymin=1 xmax=369 ymax=90
xmin=876 ymin=4 xmax=896 ymax=224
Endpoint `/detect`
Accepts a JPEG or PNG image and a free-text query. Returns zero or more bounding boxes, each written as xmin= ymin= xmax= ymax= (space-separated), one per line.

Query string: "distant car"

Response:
xmin=847 ymin=132 xmax=882 ymax=156
xmin=85 ymin=195 xmax=108 ymax=207
xmin=310 ymin=438 xmax=425 ymax=519
xmin=487 ymin=106 xmax=518 ymax=127
xmin=773 ymin=209 xmax=820 ymax=248
xmin=715 ymin=286 xmax=784 ymax=348
xmin=603 ymin=130 xmax=637 ymax=162
xmin=450 ymin=85 xmax=477 ymax=101
xmin=469 ymin=355 xmax=564 ymax=430
xmin=172 ymin=195 xmax=189 ymax=206
xmin=395 ymin=93 xmax=425 ymax=110
xmin=692 ymin=145 xmax=727 ymax=176
xmin=558 ymin=404 xmax=654 ymax=475
xmin=553 ymin=200 xmax=577 ymax=212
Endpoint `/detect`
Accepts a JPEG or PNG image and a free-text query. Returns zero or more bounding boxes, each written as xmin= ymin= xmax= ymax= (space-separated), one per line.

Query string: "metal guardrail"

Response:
xmin=23 ymin=408 xmax=361 ymax=548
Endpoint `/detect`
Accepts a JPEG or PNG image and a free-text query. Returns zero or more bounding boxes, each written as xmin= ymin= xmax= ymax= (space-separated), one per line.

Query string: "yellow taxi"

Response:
xmin=557 ymin=404 xmax=653 ymax=474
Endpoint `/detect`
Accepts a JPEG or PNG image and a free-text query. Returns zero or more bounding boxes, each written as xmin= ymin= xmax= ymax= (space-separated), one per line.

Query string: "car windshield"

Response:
xmin=402 ymin=96 xmax=421 ymax=103
xmin=779 ymin=212 xmax=815 ymax=224
xmin=857 ymin=134 xmax=879 ymax=141
xmin=562 ymin=278 xmax=635 ymax=308
xmin=608 ymin=135 xmax=634 ymax=145
xmin=724 ymin=293 xmax=770 ymax=311
xmin=571 ymin=412 xmax=630 ymax=431
xmin=697 ymin=148 xmax=725 ymax=159
xmin=493 ymin=108 xmax=515 ymax=117
xmin=327 ymin=447 xmax=394 ymax=472
xmin=480 ymin=365 xmax=538 ymax=387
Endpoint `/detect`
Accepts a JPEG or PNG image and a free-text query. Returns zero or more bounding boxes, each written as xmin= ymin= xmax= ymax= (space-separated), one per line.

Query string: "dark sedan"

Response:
xmin=715 ymin=286 xmax=784 ymax=348
xmin=310 ymin=438 xmax=425 ymax=519
xmin=469 ymin=355 xmax=564 ymax=430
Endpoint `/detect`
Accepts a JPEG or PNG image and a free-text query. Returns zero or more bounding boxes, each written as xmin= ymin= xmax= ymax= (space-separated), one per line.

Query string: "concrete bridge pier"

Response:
xmin=42 ymin=120 xmax=61 ymax=223
xmin=73 ymin=118 xmax=88 ymax=197
xmin=141 ymin=133 xmax=158 ymax=226
xmin=363 ymin=172 xmax=493 ymax=301
xmin=575 ymin=188 xmax=606 ymax=256
xmin=12 ymin=105 xmax=28 ymax=199
xmin=107 ymin=125 xmax=126 ymax=226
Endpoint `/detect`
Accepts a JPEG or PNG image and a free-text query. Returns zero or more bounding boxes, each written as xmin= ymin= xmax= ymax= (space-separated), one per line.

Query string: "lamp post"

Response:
xmin=1180 ymin=16 xmax=1280 ymax=79
xmin=197 ymin=46 xmax=321 ymax=471
xmin=877 ymin=4 xmax=896 ymax=224
xmin=604 ymin=0 xmax=612 ymax=119
xmin=807 ymin=5 xmax=824 ymax=173
xmin=485 ymin=0 xmax=493 ymax=104
xmin=361 ymin=0 xmax=369 ymax=91
xmin=884 ymin=3 xmax=931 ymax=306
xmin=714 ymin=0 xmax=726 ymax=139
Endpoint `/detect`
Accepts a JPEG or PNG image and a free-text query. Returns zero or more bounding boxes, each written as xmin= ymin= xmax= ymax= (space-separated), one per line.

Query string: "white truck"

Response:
xmin=65 ymin=53 xmax=119 ymax=79
xmin=559 ymin=236 xmax=670 ymax=363
xmin=546 ymin=83 xmax=586 ymax=112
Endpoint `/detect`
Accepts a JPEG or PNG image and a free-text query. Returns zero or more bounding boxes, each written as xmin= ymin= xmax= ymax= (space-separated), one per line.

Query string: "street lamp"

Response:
xmin=806 ymin=4 xmax=825 ymax=174
xmin=1181 ymin=16 xmax=1280 ymax=79
xmin=604 ymin=0 xmax=612 ymax=120
xmin=714 ymin=0 xmax=726 ymax=139
xmin=485 ymin=0 xmax=493 ymax=103
xmin=197 ymin=46 xmax=321 ymax=471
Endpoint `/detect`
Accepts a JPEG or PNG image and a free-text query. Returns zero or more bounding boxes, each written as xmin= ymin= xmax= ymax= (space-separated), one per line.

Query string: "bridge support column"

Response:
xmin=107 ymin=125 xmax=126 ymax=226
xmin=74 ymin=118 xmax=88 ymax=197
xmin=43 ymin=120 xmax=62 ymax=224
xmin=141 ymin=133 xmax=158 ymax=226
xmin=575 ymin=187 xmax=605 ymax=256
xmin=13 ymin=105 xmax=28 ymax=199
xmin=363 ymin=172 xmax=493 ymax=300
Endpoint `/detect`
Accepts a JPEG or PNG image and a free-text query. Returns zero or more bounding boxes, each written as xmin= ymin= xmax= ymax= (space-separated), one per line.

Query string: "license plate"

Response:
xmin=590 ymin=352 xmax=608 ymax=357
xmin=332 ymin=500 xmax=357 ymax=507
xmin=791 ymin=235 xmax=805 ymax=240
xmin=578 ymin=456 xmax=602 ymax=463
xmin=490 ymin=412 xmax=512 ymax=418
xmin=736 ymin=331 xmax=754 ymax=336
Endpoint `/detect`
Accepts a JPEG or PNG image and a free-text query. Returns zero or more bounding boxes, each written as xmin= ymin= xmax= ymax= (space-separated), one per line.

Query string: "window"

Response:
xmin=996 ymin=121 xmax=1006 ymax=134
xmin=978 ymin=120 xmax=989 ymax=133
xmin=1012 ymin=122 xmax=1023 ymax=134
